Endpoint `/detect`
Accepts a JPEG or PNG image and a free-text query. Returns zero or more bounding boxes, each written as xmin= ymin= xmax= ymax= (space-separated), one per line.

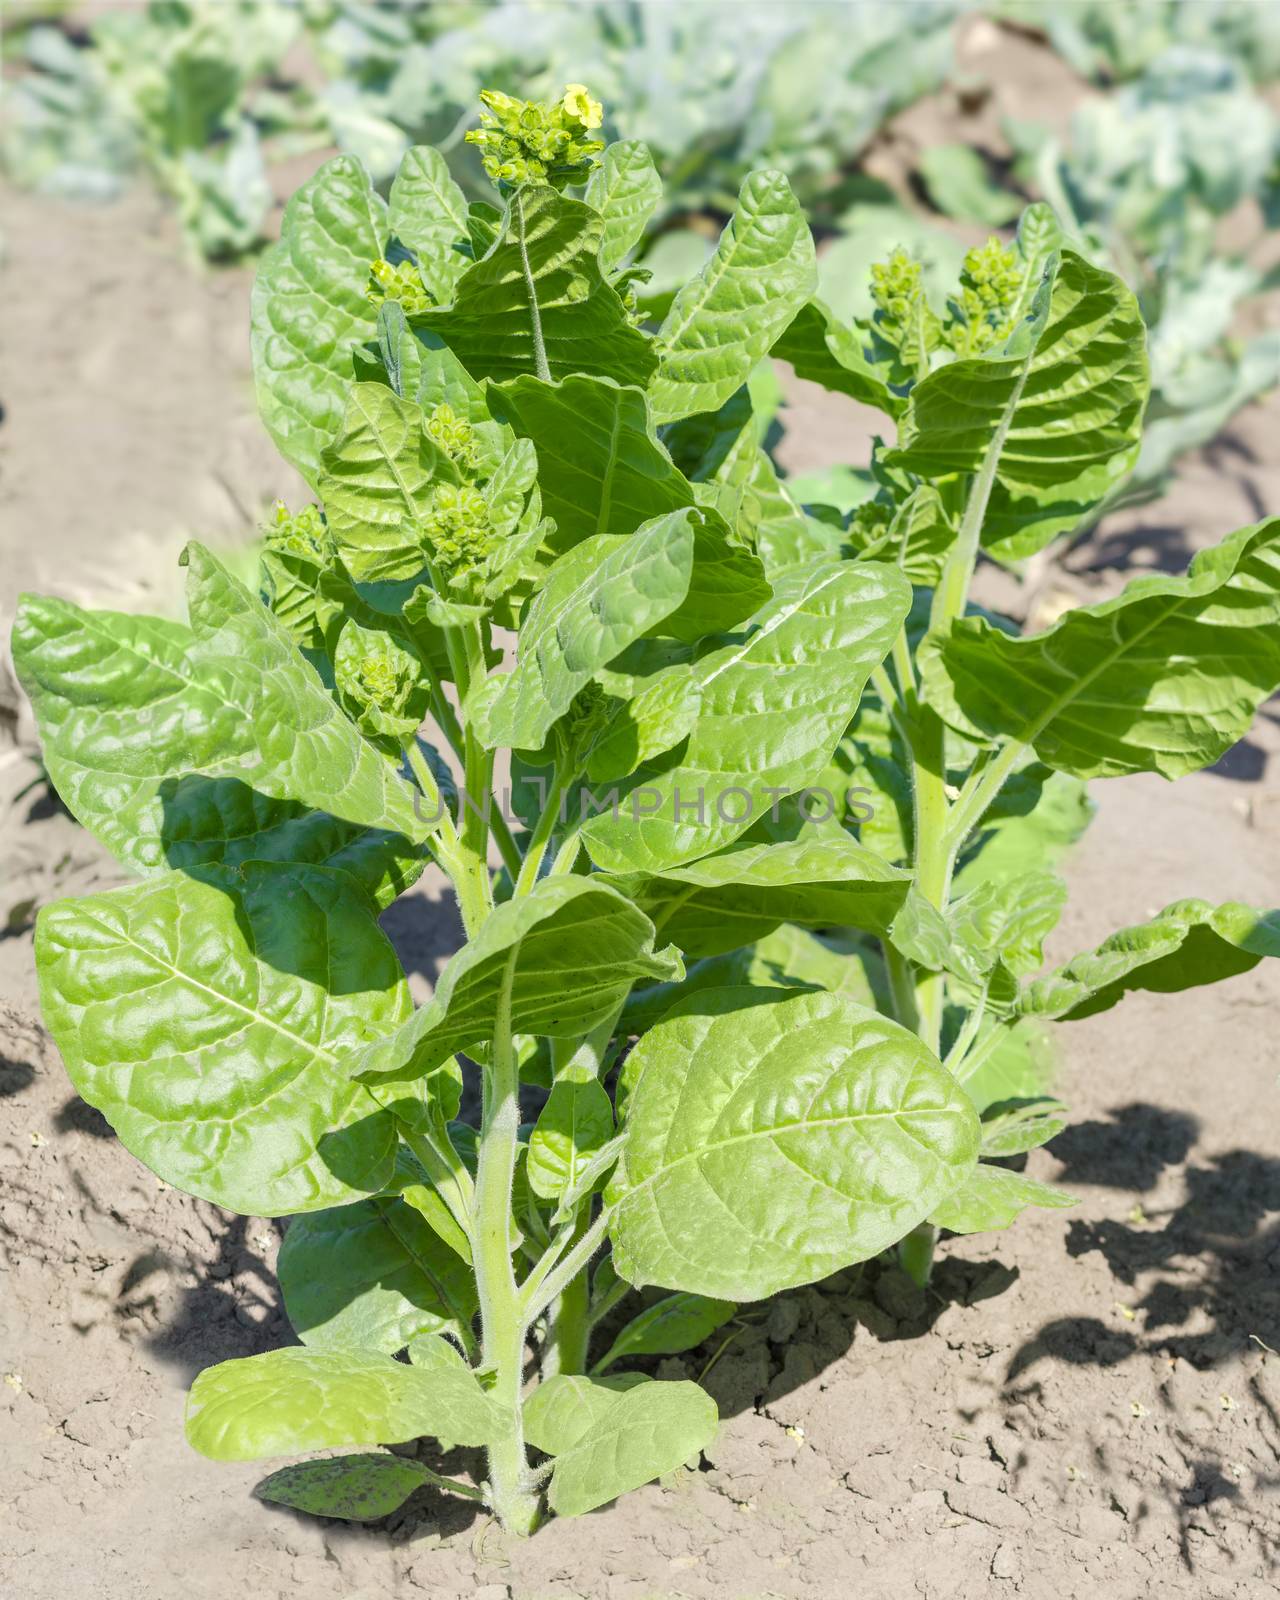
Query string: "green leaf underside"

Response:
xmin=930 ymin=1164 xmax=1076 ymax=1234
xmin=930 ymin=518 xmax=1280 ymax=779
xmin=255 ymin=1453 xmax=430 ymax=1522
xmin=251 ymin=156 xmax=385 ymax=485
xmin=650 ymin=169 xmax=817 ymax=425
xmin=524 ymin=1372 xmax=650 ymax=1456
xmin=185 ymin=1347 xmax=503 ymax=1461
xmin=772 ymin=299 xmax=900 ymax=419
xmin=593 ymin=1293 xmax=737 ymax=1373
xmin=1021 ymin=898 xmax=1280 ymax=1020
xmin=353 ymin=877 xmax=680 ymax=1084
xmin=36 ymin=863 xmax=409 ymax=1215
xmin=547 ymin=1380 xmax=719 ymax=1517
xmin=582 ymin=559 xmax=911 ymax=873
xmin=14 ymin=544 xmax=426 ymax=872
xmin=619 ymin=835 xmax=911 ymax=957
xmin=417 ymin=186 xmax=656 ymax=385
xmin=388 ymin=144 xmax=469 ymax=304
xmin=608 ymin=988 xmax=979 ymax=1299
xmin=477 ymin=514 xmax=696 ymax=752
xmin=278 ymin=1194 xmax=477 ymax=1352
xmin=888 ymin=249 xmax=1148 ymax=557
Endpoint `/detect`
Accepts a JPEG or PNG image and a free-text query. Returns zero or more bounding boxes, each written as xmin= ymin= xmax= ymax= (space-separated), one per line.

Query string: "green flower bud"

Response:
xmin=422 ymin=481 xmax=496 ymax=573
xmin=425 ymin=403 xmax=481 ymax=473
xmin=264 ymin=500 xmax=330 ymax=559
xmin=333 ymin=619 xmax=429 ymax=741
xmin=949 ymin=238 xmax=1024 ymax=355
xmin=869 ymin=248 xmax=942 ymax=378
xmin=366 ymin=257 xmax=433 ymax=316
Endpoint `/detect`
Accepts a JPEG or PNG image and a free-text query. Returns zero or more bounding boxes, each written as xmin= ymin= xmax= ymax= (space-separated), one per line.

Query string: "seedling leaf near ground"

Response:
xmin=13 ymin=82 xmax=1280 ymax=1538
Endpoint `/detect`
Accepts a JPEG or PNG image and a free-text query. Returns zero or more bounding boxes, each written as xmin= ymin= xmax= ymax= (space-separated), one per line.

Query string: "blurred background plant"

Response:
xmin=2 ymin=0 xmax=1276 ymax=514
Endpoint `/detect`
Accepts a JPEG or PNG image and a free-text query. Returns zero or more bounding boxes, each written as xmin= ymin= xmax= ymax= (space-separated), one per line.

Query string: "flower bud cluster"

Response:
xmin=466 ymin=84 xmax=604 ymax=189
xmin=366 ymin=257 xmax=433 ymax=315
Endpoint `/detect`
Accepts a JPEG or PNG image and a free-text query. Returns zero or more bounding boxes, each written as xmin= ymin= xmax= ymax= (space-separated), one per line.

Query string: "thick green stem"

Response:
xmin=908 ymin=708 xmax=951 ymax=1056
xmin=471 ymin=957 xmax=540 ymax=1534
xmin=514 ymin=765 xmax=567 ymax=896
xmin=540 ymin=1209 xmax=592 ymax=1378
xmin=899 ymin=1223 xmax=937 ymax=1288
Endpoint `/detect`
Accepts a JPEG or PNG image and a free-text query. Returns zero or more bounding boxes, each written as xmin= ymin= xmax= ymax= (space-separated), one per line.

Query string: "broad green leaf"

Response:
xmin=12 ymin=552 xmax=429 ymax=877
xmin=958 ymin=1019 xmax=1058 ymax=1117
xmin=592 ymin=1294 xmax=736 ymax=1375
xmin=185 ymin=1347 xmax=502 ymax=1461
xmin=585 ymin=140 xmax=663 ymax=272
xmin=953 ymin=770 xmax=1095 ymax=894
xmin=490 ymin=375 xmax=692 ymax=554
xmin=929 ymin=1164 xmax=1076 ymax=1234
xmin=608 ymin=989 xmax=980 ymax=1298
xmin=583 ymin=662 xmax=700 ymax=784
xmin=251 ymin=156 xmax=385 ymax=484
xmin=1021 ymin=898 xmax=1280 ymax=1021
xmin=36 ymin=864 xmax=411 ymax=1215
xmin=407 ymin=1331 xmax=471 ymax=1372
xmin=318 ymin=383 xmax=457 ymax=584
xmin=278 ymin=1195 xmax=476 ymax=1353
xmin=476 ymin=513 xmax=696 ymax=753
xmin=618 ymin=835 xmax=912 ymax=957
xmin=353 ymin=877 xmax=681 ymax=1084
xmin=523 ymin=1373 xmax=650 ymax=1456
xmin=416 ymin=185 xmax=656 ymax=386
xmin=547 ymin=1380 xmax=719 ymax=1517
xmin=772 ymin=300 xmax=900 ymax=419
xmin=649 ymin=169 xmax=817 ymax=424
xmin=888 ymin=250 xmax=1148 ymax=558
xmin=388 ymin=144 xmax=469 ymax=304
xmin=255 ymin=1453 xmax=430 ymax=1522
xmin=928 ymin=518 xmax=1280 ymax=779
xmin=527 ymin=1078 xmax=615 ymax=1202
xmin=582 ymin=560 xmax=912 ymax=874
xmin=156 ymin=777 xmax=423 ymax=913
xmin=624 ymin=924 xmax=888 ymax=1036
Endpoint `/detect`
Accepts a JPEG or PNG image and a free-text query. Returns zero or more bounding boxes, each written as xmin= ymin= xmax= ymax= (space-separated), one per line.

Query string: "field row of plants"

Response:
xmin=5 ymin=1 xmax=1278 ymax=527
xmin=12 ymin=72 xmax=1280 ymax=1531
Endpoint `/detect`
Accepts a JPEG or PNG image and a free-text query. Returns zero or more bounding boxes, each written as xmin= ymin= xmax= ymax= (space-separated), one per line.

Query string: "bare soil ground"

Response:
xmin=3 ymin=21 xmax=1280 ymax=1599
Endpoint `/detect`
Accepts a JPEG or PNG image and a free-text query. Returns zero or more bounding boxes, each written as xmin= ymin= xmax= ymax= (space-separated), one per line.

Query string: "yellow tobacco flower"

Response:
xmin=562 ymin=83 xmax=603 ymax=130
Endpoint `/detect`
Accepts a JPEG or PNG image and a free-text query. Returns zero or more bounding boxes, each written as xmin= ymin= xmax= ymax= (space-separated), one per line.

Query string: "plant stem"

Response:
xmin=515 ymin=189 xmax=552 ymax=384
xmin=471 ymin=954 xmax=540 ymax=1535
xmin=520 ymin=1205 xmax=612 ymax=1331
xmin=540 ymin=1209 xmax=592 ymax=1377
xmin=514 ymin=764 xmax=566 ymax=896
xmin=899 ymin=1223 xmax=936 ymax=1288
xmin=908 ymin=707 xmax=951 ymax=1056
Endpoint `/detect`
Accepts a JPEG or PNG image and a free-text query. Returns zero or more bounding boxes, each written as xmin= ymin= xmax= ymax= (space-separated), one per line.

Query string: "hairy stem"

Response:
xmin=516 ymin=189 xmax=552 ymax=384
xmin=471 ymin=954 xmax=540 ymax=1535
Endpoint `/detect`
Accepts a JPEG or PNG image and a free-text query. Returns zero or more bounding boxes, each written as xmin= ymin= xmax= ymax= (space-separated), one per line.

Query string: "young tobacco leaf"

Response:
xmin=16 ymin=82 xmax=1280 ymax=1539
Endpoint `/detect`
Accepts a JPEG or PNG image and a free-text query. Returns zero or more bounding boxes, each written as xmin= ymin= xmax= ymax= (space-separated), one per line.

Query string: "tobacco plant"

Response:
xmin=14 ymin=86 xmax=1280 ymax=1534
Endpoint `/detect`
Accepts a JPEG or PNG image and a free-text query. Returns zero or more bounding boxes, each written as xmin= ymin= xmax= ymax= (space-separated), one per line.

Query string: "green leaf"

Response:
xmin=255 ymin=1454 xmax=430 ymax=1522
xmin=772 ymin=299 xmax=900 ymax=419
xmin=618 ymin=835 xmax=912 ymax=957
xmin=12 ymin=549 xmax=429 ymax=877
xmin=946 ymin=870 xmax=1068 ymax=986
xmin=592 ymin=1294 xmax=736 ymax=1375
xmin=318 ymin=383 xmax=457 ymax=584
xmin=1021 ymin=899 xmax=1280 ymax=1021
xmin=475 ymin=512 xmax=696 ymax=753
xmin=416 ymin=185 xmax=656 ymax=386
xmin=388 ymin=144 xmax=469 ymax=304
xmin=185 ymin=1347 xmax=502 ymax=1461
xmin=35 ymin=863 xmax=410 ymax=1215
xmin=649 ymin=169 xmax=817 ymax=425
xmin=251 ymin=156 xmax=385 ymax=485
xmin=523 ymin=1373 xmax=650 ymax=1456
xmin=958 ymin=1019 xmax=1058 ymax=1118
xmin=353 ymin=877 xmax=681 ymax=1085
xmin=278 ymin=1195 xmax=477 ymax=1353
xmin=979 ymin=1100 xmax=1067 ymax=1158
xmin=582 ymin=559 xmax=912 ymax=874
xmin=608 ymin=988 xmax=979 ymax=1298
xmin=887 ymin=250 xmax=1148 ymax=558
xmin=583 ymin=662 xmax=700 ymax=784
xmin=928 ymin=518 xmax=1280 ymax=779
xmin=929 ymin=1164 xmax=1076 ymax=1234
xmin=546 ymin=1380 xmax=719 ymax=1517
xmin=585 ymin=140 xmax=663 ymax=272
xmin=527 ymin=1078 xmax=615 ymax=1202
xmin=489 ymin=375 xmax=693 ymax=554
